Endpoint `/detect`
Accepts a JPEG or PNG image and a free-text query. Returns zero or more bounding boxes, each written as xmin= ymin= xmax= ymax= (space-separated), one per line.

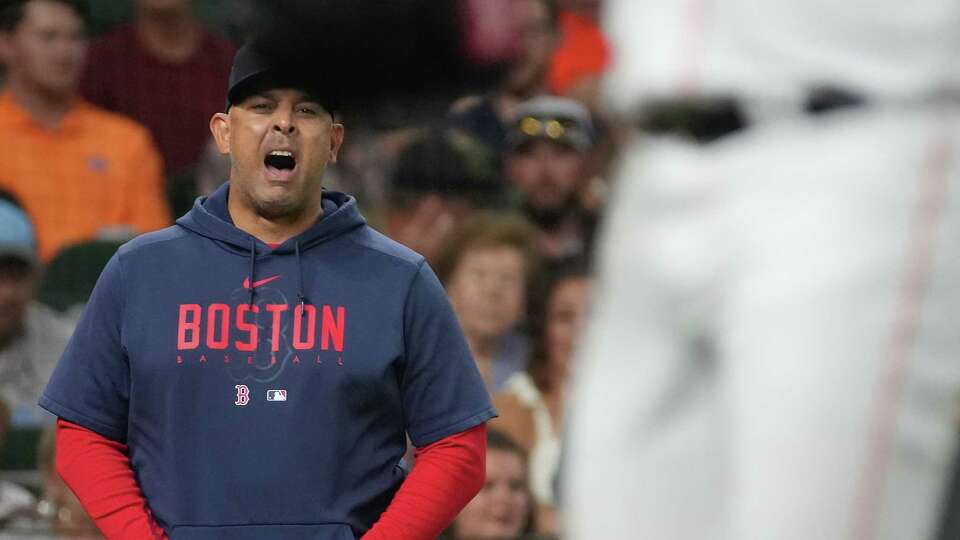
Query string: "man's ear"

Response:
xmin=209 ymin=112 xmax=231 ymax=155
xmin=329 ymin=123 xmax=345 ymax=163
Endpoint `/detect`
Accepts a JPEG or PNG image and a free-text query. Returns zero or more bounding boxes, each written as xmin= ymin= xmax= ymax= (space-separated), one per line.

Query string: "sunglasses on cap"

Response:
xmin=519 ymin=116 xmax=575 ymax=139
xmin=511 ymin=115 xmax=591 ymax=152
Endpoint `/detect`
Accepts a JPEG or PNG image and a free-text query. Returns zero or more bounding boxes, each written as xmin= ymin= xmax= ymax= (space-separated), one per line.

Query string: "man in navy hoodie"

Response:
xmin=39 ymin=44 xmax=496 ymax=540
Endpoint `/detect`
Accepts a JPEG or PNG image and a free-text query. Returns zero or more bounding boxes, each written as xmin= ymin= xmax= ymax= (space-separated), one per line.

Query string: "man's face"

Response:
xmin=546 ymin=276 xmax=590 ymax=379
xmin=447 ymin=245 xmax=527 ymax=342
xmin=0 ymin=0 xmax=87 ymax=98
xmin=505 ymin=0 xmax=557 ymax=94
xmin=210 ymin=88 xmax=344 ymax=221
xmin=507 ymin=138 xmax=584 ymax=216
xmin=454 ymin=448 xmax=530 ymax=539
xmin=0 ymin=259 xmax=34 ymax=344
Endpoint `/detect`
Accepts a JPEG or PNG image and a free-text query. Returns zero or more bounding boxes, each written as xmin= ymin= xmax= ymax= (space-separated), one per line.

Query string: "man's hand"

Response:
xmin=394 ymin=196 xmax=457 ymax=263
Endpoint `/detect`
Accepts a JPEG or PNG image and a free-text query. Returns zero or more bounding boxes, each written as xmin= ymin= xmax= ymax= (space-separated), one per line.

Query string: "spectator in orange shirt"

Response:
xmin=0 ymin=0 xmax=171 ymax=262
xmin=546 ymin=0 xmax=609 ymax=106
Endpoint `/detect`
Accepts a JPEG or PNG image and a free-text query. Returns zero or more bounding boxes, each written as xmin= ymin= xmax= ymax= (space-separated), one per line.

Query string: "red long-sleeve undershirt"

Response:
xmin=55 ymin=420 xmax=167 ymax=539
xmin=56 ymin=419 xmax=486 ymax=540
xmin=362 ymin=423 xmax=486 ymax=539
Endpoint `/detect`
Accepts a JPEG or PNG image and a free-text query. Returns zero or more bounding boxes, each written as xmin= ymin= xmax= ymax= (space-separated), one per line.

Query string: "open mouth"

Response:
xmin=264 ymin=150 xmax=297 ymax=180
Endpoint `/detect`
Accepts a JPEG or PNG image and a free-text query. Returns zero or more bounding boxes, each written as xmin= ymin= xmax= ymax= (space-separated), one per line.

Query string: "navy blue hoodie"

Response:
xmin=40 ymin=183 xmax=495 ymax=539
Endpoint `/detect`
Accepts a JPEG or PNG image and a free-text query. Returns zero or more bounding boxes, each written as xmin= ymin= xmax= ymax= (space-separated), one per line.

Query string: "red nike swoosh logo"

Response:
xmin=242 ymin=275 xmax=281 ymax=289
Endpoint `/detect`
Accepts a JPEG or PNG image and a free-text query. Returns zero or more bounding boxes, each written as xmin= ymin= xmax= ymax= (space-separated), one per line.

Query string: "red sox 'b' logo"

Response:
xmin=235 ymin=384 xmax=250 ymax=406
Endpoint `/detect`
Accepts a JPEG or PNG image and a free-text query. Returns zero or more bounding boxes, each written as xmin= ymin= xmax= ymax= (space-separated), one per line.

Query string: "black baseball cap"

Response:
xmin=225 ymin=44 xmax=337 ymax=114
xmin=392 ymin=128 xmax=502 ymax=203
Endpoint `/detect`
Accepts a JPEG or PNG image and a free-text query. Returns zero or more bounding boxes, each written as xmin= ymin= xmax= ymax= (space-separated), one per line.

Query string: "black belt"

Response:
xmin=636 ymin=86 xmax=865 ymax=144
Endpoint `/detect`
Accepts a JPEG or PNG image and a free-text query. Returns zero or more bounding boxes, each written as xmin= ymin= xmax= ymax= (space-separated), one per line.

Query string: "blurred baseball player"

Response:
xmin=40 ymin=43 xmax=495 ymax=539
xmin=565 ymin=1 xmax=960 ymax=539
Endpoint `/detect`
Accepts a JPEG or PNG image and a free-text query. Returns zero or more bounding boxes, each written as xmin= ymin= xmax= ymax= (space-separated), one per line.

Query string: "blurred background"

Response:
xmin=1 ymin=0 xmax=958 ymax=539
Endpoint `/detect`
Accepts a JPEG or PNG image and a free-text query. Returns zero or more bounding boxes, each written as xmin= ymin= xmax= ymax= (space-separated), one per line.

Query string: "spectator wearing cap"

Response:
xmin=385 ymin=127 xmax=503 ymax=264
xmin=81 ymin=0 xmax=236 ymax=180
xmin=447 ymin=0 xmax=561 ymax=163
xmin=0 ymin=194 xmax=75 ymax=428
xmin=0 ymin=0 xmax=171 ymax=262
xmin=504 ymin=95 xmax=598 ymax=264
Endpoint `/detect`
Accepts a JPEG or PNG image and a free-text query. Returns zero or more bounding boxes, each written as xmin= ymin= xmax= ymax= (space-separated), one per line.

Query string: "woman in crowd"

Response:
xmin=446 ymin=429 xmax=536 ymax=540
xmin=491 ymin=258 xmax=591 ymax=535
xmin=436 ymin=212 xmax=543 ymax=392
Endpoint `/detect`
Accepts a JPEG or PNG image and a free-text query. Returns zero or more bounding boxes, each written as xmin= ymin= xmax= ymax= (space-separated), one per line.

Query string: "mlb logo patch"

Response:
xmin=87 ymin=156 xmax=109 ymax=174
xmin=266 ymin=389 xmax=287 ymax=401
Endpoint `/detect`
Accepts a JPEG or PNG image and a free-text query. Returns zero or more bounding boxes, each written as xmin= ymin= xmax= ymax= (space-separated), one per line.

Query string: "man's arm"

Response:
xmin=362 ymin=423 xmax=486 ymax=540
xmin=382 ymin=260 xmax=495 ymax=538
xmin=56 ymin=419 xmax=167 ymax=540
xmin=39 ymin=250 xmax=158 ymax=539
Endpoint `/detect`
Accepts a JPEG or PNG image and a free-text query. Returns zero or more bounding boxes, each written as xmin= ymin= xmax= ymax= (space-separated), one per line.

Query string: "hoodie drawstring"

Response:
xmin=248 ymin=237 xmax=256 ymax=307
xmin=247 ymin=238 xmax=305 ymax=312
xmin=295 ymin=241 xmax=306 ymax=318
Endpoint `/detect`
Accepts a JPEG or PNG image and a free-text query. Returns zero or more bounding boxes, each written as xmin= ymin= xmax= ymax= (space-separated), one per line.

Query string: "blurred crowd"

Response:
xmin=0 ymin=0 xmax=608 ymax=538
xmin=4 ymin=0 xmax=960 ymax=539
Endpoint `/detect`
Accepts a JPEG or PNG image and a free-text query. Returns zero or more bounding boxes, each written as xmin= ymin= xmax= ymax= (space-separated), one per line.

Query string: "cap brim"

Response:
xmin=226 ymin=68 xmax=337 ymax=115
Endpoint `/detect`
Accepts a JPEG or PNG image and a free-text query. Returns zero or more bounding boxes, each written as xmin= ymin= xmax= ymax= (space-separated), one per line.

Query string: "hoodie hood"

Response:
xmin=177 ymin=182 xmax=366 ymax=307
xmin=176 ymin=182 xmax=366 ymax=256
